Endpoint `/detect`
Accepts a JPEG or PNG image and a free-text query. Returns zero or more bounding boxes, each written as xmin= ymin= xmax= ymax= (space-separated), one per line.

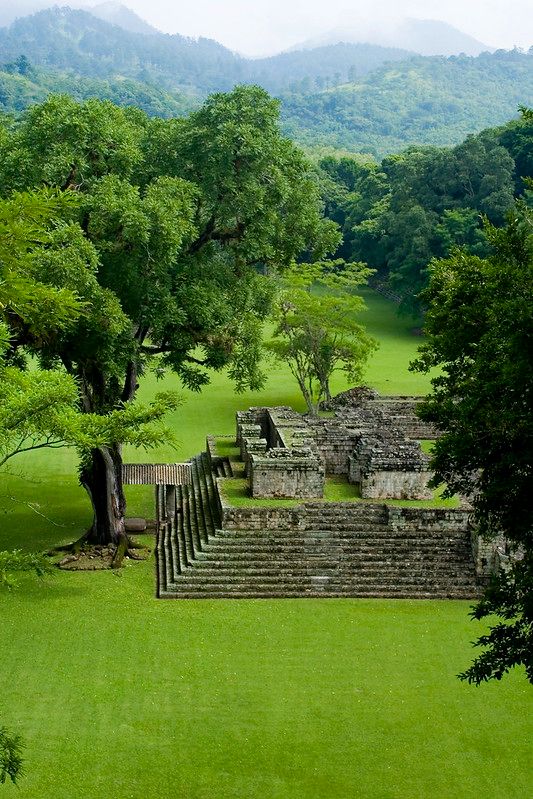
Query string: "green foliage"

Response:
xmin=0 ymin=189 xmax=83 ymax=466
xmin=412 ymin=201 xmax=533 ymax=684
xmin=0 ymin=95 xmax=144 ymax=191
xmin=0 ymin=189 xmax=83 ymax=335
xmin=0 ymin=62 xmax=194 ymax=118
xmin=0 ymin=726 xmax=24 ymax=784
xmin=318 ymin=121 xmax=520 ymax=309
xmin=0 ymin=357 xmax=78 ymax=468
xmin=0 ymin=549 xmax=53 ymax=590
xmin=0 ymin=187 xmax=177 ymax=469
xmin=268 ymin=261 xmax=377 ymax=413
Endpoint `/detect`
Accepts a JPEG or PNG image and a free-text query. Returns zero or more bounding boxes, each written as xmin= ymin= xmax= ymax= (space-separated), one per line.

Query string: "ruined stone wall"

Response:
xmin=371 ymin=397 xmax=438 ymax=440
xmin=386 ymin=505 xmax=471 ymax=533
xmin=266 ymin=407 xmax=310 ymax=449
xmin=360 ymin=470 xmax=433 ymax=500
xmin=236 ymin=407 xmax=268 ymax=446
xmin=217 ymin=483 xmax=472 ymax=537
xmin=306 ymin=420 xmax=361 ymax=474
xmin=236 ymin=396 xmax=436 ymax=501
xmin=322 ymin=388 xmax=438 ymax=440
xmin=471 ymin=532 xmax=507 ymax=577
xmin=250 ymin=450 xmax=325 ymax=499
xmin=221 ymin=504 xmax=303 ymax=532
xmin=350 ymin=435 xmax=432 ymax=500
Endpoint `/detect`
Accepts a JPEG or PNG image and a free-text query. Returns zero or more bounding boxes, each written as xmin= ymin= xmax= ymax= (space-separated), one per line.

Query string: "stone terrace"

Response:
xmin=154 ymin=391 xmax=493 ymax=600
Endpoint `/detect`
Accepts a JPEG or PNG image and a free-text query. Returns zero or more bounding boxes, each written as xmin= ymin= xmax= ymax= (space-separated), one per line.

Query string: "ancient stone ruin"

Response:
xmin=236 ymin=388 xmax=433 ymax=501
xmin=237 ymin=406 xmax=325 ymax=499
xmin=151 ymin=388 xmax=505 ymax=600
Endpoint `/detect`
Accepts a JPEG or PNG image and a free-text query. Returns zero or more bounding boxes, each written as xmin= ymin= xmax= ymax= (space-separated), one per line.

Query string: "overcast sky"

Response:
xmin=115 ymin=0 xmax=533 ymax=56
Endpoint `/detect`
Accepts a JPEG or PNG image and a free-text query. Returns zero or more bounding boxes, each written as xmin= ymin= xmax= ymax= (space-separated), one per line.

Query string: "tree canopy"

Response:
xmin=0 ymin=726 xmax=23 ymax=785
xmin=316 ymin=113 xmax=533 ymax=310
xmin=0 ymin=86 xmax=339 ymax=552
xmin=412 ymin=200 xmax=533 ymax=683
xmin=268 ymin=261 xmax=377 ymax=414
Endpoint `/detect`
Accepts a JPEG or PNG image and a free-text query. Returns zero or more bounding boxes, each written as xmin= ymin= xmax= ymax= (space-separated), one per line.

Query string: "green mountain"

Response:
xmin=0 ymin=7 xmax=417 ymax=95
xmin=1 ymin=8 xmax=532 ymax=158
xmin=0 ymin=7 xmax=244 ymax=94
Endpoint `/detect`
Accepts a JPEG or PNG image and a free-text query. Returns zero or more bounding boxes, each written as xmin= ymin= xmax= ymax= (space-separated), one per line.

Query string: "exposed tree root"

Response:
xmin=48 ymin=531 xmax=89 ymax=556
xmin=110 ymin=536 xmax=128 ymax=569
xmin=51 ymin=534 xmax=150 ymax=570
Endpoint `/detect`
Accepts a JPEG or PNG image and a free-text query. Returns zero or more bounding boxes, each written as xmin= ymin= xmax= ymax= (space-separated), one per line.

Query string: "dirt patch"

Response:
xmin=57 ymin=543 xmax=151 ymax=571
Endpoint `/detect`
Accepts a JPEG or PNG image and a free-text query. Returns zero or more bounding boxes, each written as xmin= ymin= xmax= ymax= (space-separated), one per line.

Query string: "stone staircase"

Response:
xmin=156 ymin=455 xmax=481 ymax=599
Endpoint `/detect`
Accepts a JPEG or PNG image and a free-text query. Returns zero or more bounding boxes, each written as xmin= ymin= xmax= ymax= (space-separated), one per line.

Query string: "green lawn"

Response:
xmin=1 ymin=288 xmax=532 ymax=798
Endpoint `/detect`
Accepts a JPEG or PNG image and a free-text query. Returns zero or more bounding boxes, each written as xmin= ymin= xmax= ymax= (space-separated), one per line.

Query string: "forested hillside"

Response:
xmin=248 ymin=42 xmax=414 ymax=93
xmin=317 ymin=110 xmax=533 ymax=309
xmin=282 ymin=49 xmax=533 ymax=156
xmin=0 ymin=57 xmax=193 ymax=117
xmin=0 ymin=7 xmax=413 ymax=95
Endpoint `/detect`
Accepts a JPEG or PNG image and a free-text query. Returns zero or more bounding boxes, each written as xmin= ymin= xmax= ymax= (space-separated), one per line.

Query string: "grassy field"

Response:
xmin=1 ymin=288 xmax=532 ymax=798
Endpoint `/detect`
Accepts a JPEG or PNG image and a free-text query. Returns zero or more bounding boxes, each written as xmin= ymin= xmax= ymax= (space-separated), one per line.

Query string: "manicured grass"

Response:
xmin=213 ymin=436 xmax=241 ymax=460
xmin=0 ymin=560 xmax=532 ymax=799
xmin=220 ymin=477 xmax=300 ymax=507
xmin=1 ymin=288 xmax=531 ymax=798
xmin=324 ymin=474 xmax=362 ymax=502
xmin=420 ymin=440 xmax=435 ymax=455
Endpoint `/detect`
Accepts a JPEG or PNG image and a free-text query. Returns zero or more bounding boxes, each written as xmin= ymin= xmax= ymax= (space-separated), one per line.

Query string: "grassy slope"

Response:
xmin=1 ymin=288 xmax=532 ymax=798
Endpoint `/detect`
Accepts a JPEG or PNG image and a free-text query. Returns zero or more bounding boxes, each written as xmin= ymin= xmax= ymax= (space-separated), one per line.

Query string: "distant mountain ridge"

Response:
xmin=294 ymin=17 xmax=492 ymax=57
xmin=89 ymin=2 xmax=159 ymax=35
xmin=0 ymin=7 xmax=243 ymax=94
xmin=1 ymin=6 xmax=532 ymax=160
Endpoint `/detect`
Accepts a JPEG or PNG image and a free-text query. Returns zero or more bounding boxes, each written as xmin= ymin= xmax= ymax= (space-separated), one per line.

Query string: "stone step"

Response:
xmin=175 ymin=571 xmax=479 ymax=587
xmin=208 ymin=533 xmax=471 ymax=547
xmin=189 ymin=555 xmax=476 ymax=570
xmin=160 ymin=589 xmax=479 ymax=599
xmin=157 ymin=450 xmax=478 ymax=601
xmin=160 ymin=583 xmax=480 ymax=599
xmin=168 ymin=570 xmax=478 ymax=585
xmin=200 ymin=540 xmax=473 ymax=554
xmin=196 ymin=542 xmax=474 ymax=556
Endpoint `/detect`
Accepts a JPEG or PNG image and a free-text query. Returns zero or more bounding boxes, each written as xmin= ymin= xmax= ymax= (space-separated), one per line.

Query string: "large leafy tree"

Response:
xmin=412 ymin=200 xmax=533 ymax=684
xmin=0 ymin=87 xmax=338 ymax=553
xmin=269 ymin=262 xmax=377 ymax=415
xmin=0 ymin=188 xmax=176 ymax=560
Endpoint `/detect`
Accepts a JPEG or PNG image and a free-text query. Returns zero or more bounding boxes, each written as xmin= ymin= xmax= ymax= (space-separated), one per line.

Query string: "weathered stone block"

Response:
xmin=361 ymin=470 xmax=433 ymax=500
xmin=250 ymin=453 xmax=325 ymax=499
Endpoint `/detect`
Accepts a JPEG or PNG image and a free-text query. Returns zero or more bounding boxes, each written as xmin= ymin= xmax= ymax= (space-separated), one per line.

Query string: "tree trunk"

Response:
xmin=80 ymin=444 xmax=127 ymax=549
